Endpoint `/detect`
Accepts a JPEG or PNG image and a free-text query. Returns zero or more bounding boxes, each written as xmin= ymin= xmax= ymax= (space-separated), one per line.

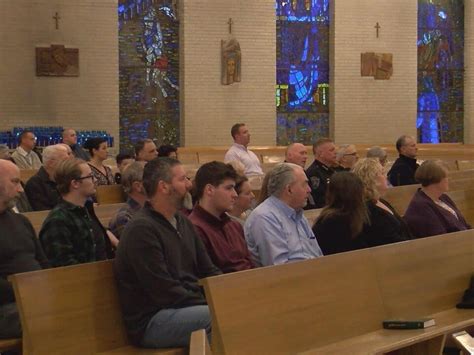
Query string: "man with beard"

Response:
xmin=114 ymin=157 xmax=221 ymax=349
xmin=0 ymin=160 xmax=49 ymax=339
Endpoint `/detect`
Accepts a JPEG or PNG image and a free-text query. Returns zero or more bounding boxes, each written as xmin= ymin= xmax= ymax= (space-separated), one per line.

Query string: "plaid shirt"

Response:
xmin=108 ymin=197 xmax=142 ymax=239
xmin=39 ymin=199 xmax=107 ymax=267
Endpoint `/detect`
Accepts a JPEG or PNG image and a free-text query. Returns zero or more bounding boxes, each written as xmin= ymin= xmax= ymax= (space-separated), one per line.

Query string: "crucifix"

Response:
xmin=53 ymin=12 xmax=61 ymax=30
xmin=374 ymin=22 xmax=380 ymax=38
xmin=227 ymin=18 xmax=233 ymax=34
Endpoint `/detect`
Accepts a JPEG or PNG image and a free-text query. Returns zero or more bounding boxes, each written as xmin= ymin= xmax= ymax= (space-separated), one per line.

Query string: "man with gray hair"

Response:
xmin=335 ymin=144 xmax=358 ymax=171
xmin=109 ymin=162 xmax=147 ymax=239
xmin=25 ymin=144 xmax=71 ymax=211
xmin=366 ymin=146 xmax=388 ymax=167
xmin=244 ymin=163 xmax=323 ymax=266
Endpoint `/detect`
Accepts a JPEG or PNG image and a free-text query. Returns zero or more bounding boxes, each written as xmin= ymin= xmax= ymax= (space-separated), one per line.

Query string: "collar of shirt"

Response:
xmin=57 ymin=198 xmax=89 ymax=213
xmin=267 ymin=195 xmax=303 ymax=222
xmin=232 ymin=142 xmax=248 ymax=152
xmin=126 ymin=197 xmax=142 ymax=212
xmin=17 ymin=146 xmax=31 ymax=157
xmin=315 ymin=159 xmax=334 ymax=172
xmin=192 ymin=204 xmax=230 ymax=227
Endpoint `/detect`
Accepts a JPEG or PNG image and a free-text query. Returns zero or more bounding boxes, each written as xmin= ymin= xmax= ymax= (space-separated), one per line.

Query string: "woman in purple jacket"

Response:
xmin=403 ymin=160 xmax=471 ymax=238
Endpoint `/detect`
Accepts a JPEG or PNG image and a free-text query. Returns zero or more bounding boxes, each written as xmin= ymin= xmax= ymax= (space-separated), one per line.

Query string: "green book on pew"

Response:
xmin=382 ymin=318 xmax=435 ymax=329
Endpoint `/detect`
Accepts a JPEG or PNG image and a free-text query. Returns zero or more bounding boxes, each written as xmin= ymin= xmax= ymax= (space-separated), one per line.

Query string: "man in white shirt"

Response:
xmin=224 ymin=123 xmax=263 ymax=177
xmin=11 ymin=130 xmax=42 ymax=169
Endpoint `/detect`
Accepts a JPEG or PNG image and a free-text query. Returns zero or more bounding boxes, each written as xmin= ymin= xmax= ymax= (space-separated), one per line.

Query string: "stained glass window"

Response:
xmin=276 ymin=0 xmax=330 ymax=145
xmin=417 ymin=0 xmax=464 ymax=143
xmin=119 ymin=0 xmax=180 ymax=151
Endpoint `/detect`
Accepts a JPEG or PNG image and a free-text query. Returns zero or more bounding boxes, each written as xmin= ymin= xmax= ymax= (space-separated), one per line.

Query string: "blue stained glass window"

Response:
xmin=417 ymin=0 xmax=464 ymax=143
xmin=276 ymin=0 xmax=330 ymax=145
xmin=119 ymin=0 xmax=180 ymax=151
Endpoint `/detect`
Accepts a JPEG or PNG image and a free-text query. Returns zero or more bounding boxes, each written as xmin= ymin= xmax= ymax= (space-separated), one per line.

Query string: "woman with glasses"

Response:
xmin=83 ymin=137 xmax=114 ymax=186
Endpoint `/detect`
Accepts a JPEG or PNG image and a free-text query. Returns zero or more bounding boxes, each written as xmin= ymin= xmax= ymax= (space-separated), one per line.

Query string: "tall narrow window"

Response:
xmin=276 ymin=0 xmax=330 ymax=145
xmin=118 ymin=0 xmax=180 ymax=151
xmin=417 ymin=0 xmax=464 ymax=143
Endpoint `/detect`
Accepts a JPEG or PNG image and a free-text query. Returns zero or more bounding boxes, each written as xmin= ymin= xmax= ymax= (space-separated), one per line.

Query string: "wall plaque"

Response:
xmin=36 ymin=44 xmax=79 ymax=77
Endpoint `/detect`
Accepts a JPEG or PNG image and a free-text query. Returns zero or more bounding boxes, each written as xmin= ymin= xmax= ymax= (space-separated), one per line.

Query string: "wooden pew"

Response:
xmin=9 ymin=260 xmax=186 ymax=355
xmin=96 ymin=184 xmax=126 ymax=204
xmin=20 ymin=169 xmax=38 ymax=183
xmin=201 ymin=230 xmax=474 ymax=355
xmin=189 ymin=330 xmax=211 ymax=355
xmin=383 ymin=184 xmax=420 ymax=216
xmin=303 ymin=208 xmax=322 ymax=226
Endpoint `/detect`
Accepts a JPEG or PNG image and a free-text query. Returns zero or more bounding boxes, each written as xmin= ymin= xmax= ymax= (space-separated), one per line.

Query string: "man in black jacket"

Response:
xmin=388 ymin=135 xmax=419 ymax=186
xmin=0 ymin=160 xmax=49 ymax=339
xmin=114 ymin=157 xmax=221 ymax=349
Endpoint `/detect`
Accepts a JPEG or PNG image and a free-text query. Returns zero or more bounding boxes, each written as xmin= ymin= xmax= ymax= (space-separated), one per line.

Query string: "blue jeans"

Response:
xmin=141 ymin=305 xmax=212 ymax=348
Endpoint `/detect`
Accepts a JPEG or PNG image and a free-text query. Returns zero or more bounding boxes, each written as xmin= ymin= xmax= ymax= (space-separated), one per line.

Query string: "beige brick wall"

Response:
xmin=0 ymin=0 xmax=119 ymax=145
xmin=331 ymin=0 xmax=418 ymax=145
xmin=465 ymin=0 xmax=474 ymax=144
xmin=180 ymin=0 xmax=276 ymax=147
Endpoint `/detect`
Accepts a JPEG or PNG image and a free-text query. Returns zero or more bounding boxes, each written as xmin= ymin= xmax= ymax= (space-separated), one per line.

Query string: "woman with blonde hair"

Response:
xmin=404 ymin=160 xmax=470 ymax=238
xmin=352 ymin=158 xmax=412 ymax=247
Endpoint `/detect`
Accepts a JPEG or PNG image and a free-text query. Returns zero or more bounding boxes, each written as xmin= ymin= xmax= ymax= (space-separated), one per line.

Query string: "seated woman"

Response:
xmin=312 ymin=172 xmax=369 ymax=255
xmin=228 ymin=174 xmax=255 ymax=225
xmin=83 ymin=137 xmax=115 ymax=186
xmin=352 ymin=158 xmax=412 ymax=247
xmin=403 ymin=160 xmax=470 ymax=238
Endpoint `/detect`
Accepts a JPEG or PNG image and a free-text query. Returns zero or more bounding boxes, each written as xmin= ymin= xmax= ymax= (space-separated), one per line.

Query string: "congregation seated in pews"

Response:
xmin=3 ymin=130 xmax=474 ymax=353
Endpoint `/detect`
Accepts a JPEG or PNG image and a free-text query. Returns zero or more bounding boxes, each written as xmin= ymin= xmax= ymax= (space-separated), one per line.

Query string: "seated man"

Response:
xmin=25 ymin=144 xmax=70 ymax=211
xmin=0 ymin=160 xmax=49 ymax=339
xmin=388 ymin=135 xmax=419 ymax=186
xmin=11 ymin=130 xmax=42 ymax=169
xmin=224 ymin=123 xmax=263 ymax=177
xmin=40 ymin=158 xmax=115 ymax=267
xmin=335 ymin=144 xmax=358 ymax=171
xmin=245 ymin=163 xmax=323 ymax=266
xmin=284 ymin=143 xmax=308 ymax=168
xmin=189 ymin=161 xmax=253 ymax=273
xmin=305 ymin=138 xmax=337 ymax=208
xmin=114 ymin=153 xmax=134 ymax=184
xmin=62 ymin=128 xmax=90 ymax=161
xmin=135 ymin=139 xmax=158 ymax=162
xmin=109 ymin=162 xmax=147 ymax=239
xmin=114 ymin=157 xmax=221 ymax=348
xmin=366 ymin=146 xmax=388 ymax=167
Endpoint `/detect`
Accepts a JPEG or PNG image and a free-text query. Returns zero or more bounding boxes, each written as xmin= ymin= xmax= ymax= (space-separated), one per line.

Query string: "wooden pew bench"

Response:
xmin=200 ymin=230 xmax=474 ymax=354
xmin=9 ymin=260 xmax=186 ymax=355
xmin=96 ymin=184 xmax=126 ymax=205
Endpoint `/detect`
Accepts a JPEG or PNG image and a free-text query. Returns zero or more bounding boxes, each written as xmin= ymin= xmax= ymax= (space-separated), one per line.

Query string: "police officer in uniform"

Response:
xmin=305 ymin=138 xmax=338 ymax=209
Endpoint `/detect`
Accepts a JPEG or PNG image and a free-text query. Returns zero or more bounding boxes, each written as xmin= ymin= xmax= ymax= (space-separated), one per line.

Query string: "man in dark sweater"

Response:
xmin=25 ymin=144 xmax=70 ymax=211
xmin=0 ymin=160 xmax=50 ymax=339
xmin=387 ymin=135 xmax=419 ymax=186
xmin=114 ymin=157 xmax=221 ymax=349
xmin=189 ymin=161 xmax=253 ymax=273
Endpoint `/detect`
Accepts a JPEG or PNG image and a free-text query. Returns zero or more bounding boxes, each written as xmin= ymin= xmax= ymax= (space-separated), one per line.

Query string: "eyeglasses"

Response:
xmin=344 ymin=152 xmax=358 ymax=157
xmin=76 ymin=174 xmax=94 ymax=181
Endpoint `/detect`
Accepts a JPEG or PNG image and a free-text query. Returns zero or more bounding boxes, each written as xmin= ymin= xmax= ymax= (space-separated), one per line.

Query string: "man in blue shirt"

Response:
xmin=244 ymin=163 xmax=323 ymax=266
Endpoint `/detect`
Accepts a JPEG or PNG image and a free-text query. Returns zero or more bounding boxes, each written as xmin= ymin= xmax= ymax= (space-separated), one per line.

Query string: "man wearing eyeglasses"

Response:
xmin=335 ymin=144 xmax=359 ymax=172
xmin=39 ymin=158 xmax=115 ymax=267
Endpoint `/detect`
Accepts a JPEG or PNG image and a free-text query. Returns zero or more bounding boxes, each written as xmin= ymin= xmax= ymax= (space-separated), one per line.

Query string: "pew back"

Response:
xmin=96 ymin=184 xmax=126 ymax=205
xmin=202 ymin=231 xmax=474 ymax=354
xmin=9 ymin=260 xmax=186 ymax=355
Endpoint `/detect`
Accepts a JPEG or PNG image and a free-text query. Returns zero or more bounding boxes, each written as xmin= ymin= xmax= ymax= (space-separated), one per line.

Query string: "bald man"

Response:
xmin=285 ymin=143 xmax=308 ymax=168
xmin=0 ymin=160 xmax=49 ymax=339
xmin=62 ymin=128 xmax=90 ymax=161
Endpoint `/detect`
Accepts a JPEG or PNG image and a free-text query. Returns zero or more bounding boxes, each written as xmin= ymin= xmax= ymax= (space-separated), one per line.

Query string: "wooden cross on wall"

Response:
xmin=228 ymin=18 xmax=233 ymax=34
xmin=53 ymin=12 xmax=61 ymax=30
xmin=374 ymin=22 xmax=380 ymax=38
